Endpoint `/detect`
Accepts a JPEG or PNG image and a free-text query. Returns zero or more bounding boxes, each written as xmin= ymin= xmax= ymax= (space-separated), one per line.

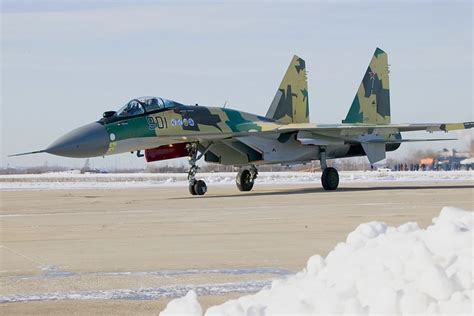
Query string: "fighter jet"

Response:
xmin=11 ymin=48 xmax=473 ymax=195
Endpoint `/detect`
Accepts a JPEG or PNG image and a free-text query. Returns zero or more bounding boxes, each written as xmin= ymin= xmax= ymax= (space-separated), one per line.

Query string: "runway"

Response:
xmin=1 ymin=180 xmax=472 ymax=314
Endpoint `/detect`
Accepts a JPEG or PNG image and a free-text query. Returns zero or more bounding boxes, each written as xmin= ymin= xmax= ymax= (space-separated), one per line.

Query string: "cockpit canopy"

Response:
xmin=116 ymin=97 xmax=182 ymax=117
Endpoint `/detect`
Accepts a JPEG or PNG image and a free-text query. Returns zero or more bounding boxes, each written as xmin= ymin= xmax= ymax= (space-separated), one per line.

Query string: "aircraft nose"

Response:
xmin=45 ymin=122 xmax=109 ymax=158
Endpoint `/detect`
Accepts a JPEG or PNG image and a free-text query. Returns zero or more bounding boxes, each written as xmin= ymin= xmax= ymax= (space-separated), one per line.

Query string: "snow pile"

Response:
xmin=161 ymin=291 xmax=202 ymax=316
xmin=160 ymin=207 xmax=473 ymax=315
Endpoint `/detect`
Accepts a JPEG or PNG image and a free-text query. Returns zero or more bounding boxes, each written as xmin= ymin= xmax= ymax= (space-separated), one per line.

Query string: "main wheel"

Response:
xmin=321 ymin=167 xmax=339 ymax=190
xmin=188 ymin=180 xmax=197 ymax=195
xmin=236 ymin=169 xmax=254 ymax=191
xmin=193 ymin=180 xmax=207 ymax=195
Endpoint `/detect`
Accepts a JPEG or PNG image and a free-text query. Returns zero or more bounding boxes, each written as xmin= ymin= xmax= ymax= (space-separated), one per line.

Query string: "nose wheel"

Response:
xmin=189 ymin=179 xmax=207 ymax=196
xmin=187 ymin=143 xmax=211 ymax=196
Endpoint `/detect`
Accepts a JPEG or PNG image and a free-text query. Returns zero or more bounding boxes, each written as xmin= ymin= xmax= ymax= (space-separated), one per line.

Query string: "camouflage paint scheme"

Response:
xmin=12 ymin=48 xmax=472 ymax=166
xmin=266 ymin=55 xmax=310 ymax=124
xmin=344 ymin=47 xmax=391 ymax=124
xmin=97 ymin=48 xmax=472 ymax=166
xmin=102 ymin=103 xmax=284 ymax=156
xmin=100 ymin=55 xmax=311 ymax=159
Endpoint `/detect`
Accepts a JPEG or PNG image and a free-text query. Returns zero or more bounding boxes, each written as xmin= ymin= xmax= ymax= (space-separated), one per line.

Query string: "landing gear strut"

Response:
xmin=187 ymin=143 xmax=211 ymax=196
xmin=236 ymin=165 xmax=258 ymax=191
xmin=320 ymin=148 xmax=339 ymax=191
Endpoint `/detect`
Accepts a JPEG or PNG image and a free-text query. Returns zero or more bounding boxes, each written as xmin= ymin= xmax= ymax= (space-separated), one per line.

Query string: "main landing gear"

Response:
xmin=187 ymin=143 xmax=211 ymax=196
xmin=236 ymin=165 xmax=258 ymax=191
xmin=320 ymin=149 xmax=339 ymax=191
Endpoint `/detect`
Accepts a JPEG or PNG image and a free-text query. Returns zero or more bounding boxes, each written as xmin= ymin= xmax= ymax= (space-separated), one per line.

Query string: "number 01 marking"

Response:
xmin=147 ymin=116 xmax=168 ymax=130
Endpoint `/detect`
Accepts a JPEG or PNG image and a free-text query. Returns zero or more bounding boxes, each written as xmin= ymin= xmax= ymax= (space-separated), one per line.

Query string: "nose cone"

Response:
xmin=46 ymin=123 xmax=109 ymax=158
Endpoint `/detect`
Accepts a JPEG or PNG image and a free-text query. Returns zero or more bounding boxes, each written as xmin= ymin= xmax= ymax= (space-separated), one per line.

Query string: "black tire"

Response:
xmin=193 ymin=180 xmax=207 ymax=195
xmin=236 ymin=169 xmax=254 ymax=191
xmin=188 ymin=181 xmax=197 ymax=195
xmin=321 ymin=167 xmax=339 ymax=191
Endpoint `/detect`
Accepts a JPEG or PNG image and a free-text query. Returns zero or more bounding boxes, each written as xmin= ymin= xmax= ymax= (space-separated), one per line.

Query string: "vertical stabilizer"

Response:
xmin=344 ymin=48 xmax=391 ymax=124
xmin=266 ymin=55 xmax=309 ymax=124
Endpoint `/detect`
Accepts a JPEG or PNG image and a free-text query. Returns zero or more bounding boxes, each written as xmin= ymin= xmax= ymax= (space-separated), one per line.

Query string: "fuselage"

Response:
xmin=44 ymin=97 xmax=282 ymax=158
xmin=101 ymin=103 xmax=281 ymax=156
xmin=43 ymin=96 xmax=400 ymax=164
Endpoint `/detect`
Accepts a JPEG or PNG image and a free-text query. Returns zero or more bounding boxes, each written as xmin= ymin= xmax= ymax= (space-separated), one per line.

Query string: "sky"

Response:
xmin=1 ymin=0 xmax=472 ymax=170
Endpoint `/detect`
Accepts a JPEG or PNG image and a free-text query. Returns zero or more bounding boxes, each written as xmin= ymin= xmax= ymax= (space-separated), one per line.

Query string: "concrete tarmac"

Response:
xmin=1 ymin=181 xmax=473 ymax=315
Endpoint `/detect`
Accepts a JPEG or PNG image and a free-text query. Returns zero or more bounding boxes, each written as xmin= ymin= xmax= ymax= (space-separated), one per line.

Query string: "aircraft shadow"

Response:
xmin=171 ymin=184 xmax=474 ymax=200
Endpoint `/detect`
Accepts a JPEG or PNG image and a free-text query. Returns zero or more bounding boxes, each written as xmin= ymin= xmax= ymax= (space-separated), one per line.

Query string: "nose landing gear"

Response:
xmin=187 ymin=143 xmax=211 ymax=196
xmin=189 ymin=179 xmax=207 ymax=196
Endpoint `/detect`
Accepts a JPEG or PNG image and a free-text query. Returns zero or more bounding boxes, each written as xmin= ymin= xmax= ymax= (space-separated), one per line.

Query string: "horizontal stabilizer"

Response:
xmin=8 ymin=150 xmax=46 ymax=157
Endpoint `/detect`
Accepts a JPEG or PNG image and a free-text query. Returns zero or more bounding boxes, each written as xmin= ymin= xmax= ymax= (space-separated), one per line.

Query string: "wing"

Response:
xmin=277 ymin=121 xmax=474 ymax=135
xmin=274 ymin=121 xmax=473 ymax=164
xmin=198 ymin=121 xmax=472 ymax=166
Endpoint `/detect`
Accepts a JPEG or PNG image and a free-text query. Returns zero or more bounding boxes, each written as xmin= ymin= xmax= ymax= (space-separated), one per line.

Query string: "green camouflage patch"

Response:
xmin=344 ymin=47 xmax=391 ymax=124
xmin=266 ymin=55 xmax=309 ymax=124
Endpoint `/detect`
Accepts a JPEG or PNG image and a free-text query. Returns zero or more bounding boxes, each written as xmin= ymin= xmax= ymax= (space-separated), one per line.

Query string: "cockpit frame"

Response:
xmin=100 ymin=96 xmax=186 ymax=124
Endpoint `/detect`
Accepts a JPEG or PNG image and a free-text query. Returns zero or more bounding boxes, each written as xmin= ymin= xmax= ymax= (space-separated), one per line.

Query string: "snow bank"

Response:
xmin=160 ymin=207 xmax=473 ymax=315
xmin=158 ymin=291 xmax=202 ymax=316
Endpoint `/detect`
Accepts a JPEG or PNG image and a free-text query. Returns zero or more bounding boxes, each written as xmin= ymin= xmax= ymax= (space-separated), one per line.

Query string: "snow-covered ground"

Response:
xmin=161 ymin=207 xmax=473 ymax=315
xmin=0 ymin=171 xmax=472 ymax=191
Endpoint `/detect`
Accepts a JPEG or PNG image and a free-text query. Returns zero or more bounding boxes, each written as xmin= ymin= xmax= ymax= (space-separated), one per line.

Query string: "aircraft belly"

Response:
xmin=237 ymin=135 xmax=317 ymax=163
xmin=265 ymin=149 xmax=316 ymax=163
xmin=204 ymin=142 xmax=250 ymax=165
xmin=324 ymin=145 xmax=352 ymax=159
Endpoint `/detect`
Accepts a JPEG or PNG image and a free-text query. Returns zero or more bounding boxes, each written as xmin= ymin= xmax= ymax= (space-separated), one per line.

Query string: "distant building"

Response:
xmin=460 ymin=158 xmax=474 ymax=170
xmin=419 ymin=158 xmax=434 ymax=171
xmin=421 ymin=149 xmax=471 ymax=171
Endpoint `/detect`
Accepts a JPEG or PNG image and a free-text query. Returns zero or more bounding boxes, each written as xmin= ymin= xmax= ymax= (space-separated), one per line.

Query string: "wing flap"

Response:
xmin=366 ymin=138 xmax=457 ymax=143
